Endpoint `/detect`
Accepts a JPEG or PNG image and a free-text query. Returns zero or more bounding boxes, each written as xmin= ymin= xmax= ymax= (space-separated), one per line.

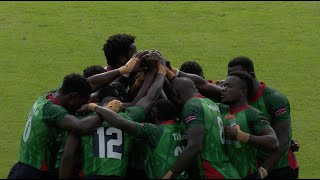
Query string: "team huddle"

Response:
xmin=7 ymin=34 xmax=299 ymax=179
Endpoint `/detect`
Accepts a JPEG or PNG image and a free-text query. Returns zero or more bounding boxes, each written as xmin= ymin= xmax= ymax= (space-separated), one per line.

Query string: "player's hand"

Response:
xmin=215 ymin=80 xmax=226 ymax=87
xmin=141 ymin=52 xmax=161 ymax=71
xmin=77 ymin=104 xmax=89 ymax=113
xmin=119 ymin=50 xmax=150 ymax=75
xmin=291 ymin=138 xmax=300 ymax=152
xmin=131 ymin=50 xmax=150 ymax=73
xmin=224 ymin=125 xmax=238 ymax=140
xmin=104 ymin=100 xmax=123 ymax=113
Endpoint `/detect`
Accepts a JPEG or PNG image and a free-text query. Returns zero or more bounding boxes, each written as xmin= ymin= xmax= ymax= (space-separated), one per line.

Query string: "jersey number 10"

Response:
xmin=93 ymin=127 xmax=124 ymax=160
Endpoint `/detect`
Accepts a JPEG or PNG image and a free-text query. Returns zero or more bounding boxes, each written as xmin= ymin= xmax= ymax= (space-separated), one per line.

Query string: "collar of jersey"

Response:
xmin=195 ymin=93 xmax=205 ymax=98
xmin=46 ymin=93 xmax=62 ymax=106
xmin=160 ymin=120 xmax=176 ymax=125
xmin=249 ymin=82 xmax=266 ymax=103
xmin=230 ymin=104 xmax=251 ymax=115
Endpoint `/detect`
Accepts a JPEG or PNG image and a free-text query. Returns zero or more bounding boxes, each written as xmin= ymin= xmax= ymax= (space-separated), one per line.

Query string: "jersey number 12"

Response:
xmin=93 ymin=127 xmax=124 ymax=159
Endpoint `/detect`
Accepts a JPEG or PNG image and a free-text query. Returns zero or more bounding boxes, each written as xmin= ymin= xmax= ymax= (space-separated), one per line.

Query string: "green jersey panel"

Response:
xmin=136 ymin=122 xmax=187 ymax=179
xmin=181 ymin=97 xmax=240 ymax=179
xmin=223 ymin=107 xmax=270 ymax=178
xmin=249 ymin=84 xmax=292 ymax=169
xmin=19 ymin=93 xmax=68 ymax=171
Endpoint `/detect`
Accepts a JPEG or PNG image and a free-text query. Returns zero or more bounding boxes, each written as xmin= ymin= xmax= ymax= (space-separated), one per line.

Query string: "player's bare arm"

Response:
xmin=260 ymin=121 xmax=290 ymax=172
xmin=177 ymin=70 xmax=222 ymax=101
xmin=57 ymin=114 xmax=103 ymax=135
xmin=59 ymin=133 xmax=80 ymax=179
xmin=224 ymin=123 xmax=279 ymax=151
xmin=163 ymin=126 xmax=204 ymax=179
xmin=88 ymin=51 xmax=149 ymax=92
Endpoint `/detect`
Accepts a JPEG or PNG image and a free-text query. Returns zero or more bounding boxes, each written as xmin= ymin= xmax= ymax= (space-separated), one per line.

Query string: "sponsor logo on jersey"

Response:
xmin=172 ymin=133 xmax=186 ymax=141
xmin=207 ymin=104 xmax=220 ymax=112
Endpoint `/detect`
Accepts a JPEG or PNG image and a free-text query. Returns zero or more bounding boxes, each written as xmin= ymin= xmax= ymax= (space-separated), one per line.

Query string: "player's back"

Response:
xmin=181 ymin=97 xmax=240 ymax=179
xmin=19 ymin=93 xmax=68 ymax=171
xmin=249 ymin=83 xmax=294 ymax=170
xmin=80 ymin=106 xmax=145 ymax=177
xmin=139 ymin=121 xmax=187 ymax=179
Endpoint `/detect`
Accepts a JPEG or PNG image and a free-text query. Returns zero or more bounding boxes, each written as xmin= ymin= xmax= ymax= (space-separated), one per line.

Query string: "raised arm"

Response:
xmin=135 ymin=52 xmax=167 ymax=113
xmin=177 ymin=70 xmax=222 ymax=101
xmin=88 ymin=51 xmax=149 ymax=92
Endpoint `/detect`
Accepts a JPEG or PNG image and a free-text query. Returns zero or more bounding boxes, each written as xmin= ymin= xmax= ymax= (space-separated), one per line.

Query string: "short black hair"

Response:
xmin=103 ymin=34 xmax=136 ymax=67
xmin=59 ymin=73 xmax=92 ymax=97
xmin=153 ymin=99 xmax=178 ymax=121
xmin=97 ymin=81 xmax=126 ymax=102
xmin=228 ymin=71 xmax=254 ymax=99
xmin=180 ymin=61 xmax=204 ymax=78
xmin=83 ymin=65 xmax=105 ymax=78
xmin=228 ymin=56 xmax=255 ymax=78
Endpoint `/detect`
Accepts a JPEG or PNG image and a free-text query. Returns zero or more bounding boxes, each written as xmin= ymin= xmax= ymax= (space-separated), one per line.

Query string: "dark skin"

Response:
xmin=163 ymin=77 xmax=204 ymax=179
xmin=228 ymin=65 xmax=291 ymax=173
xmin=175 ymin=71 xmax=222 ymax=102
xmin=59 ymin=51 xmax=165 ymax=178
xmin=94 ymin=51 xmax=167 ymax=134
xmin=52 ymin=92 xmax=104 ymax=135
xmin=88 ymin=50 xmax=149 ymax=92
xmin=222 ymin=76 xmax=279 ymax=151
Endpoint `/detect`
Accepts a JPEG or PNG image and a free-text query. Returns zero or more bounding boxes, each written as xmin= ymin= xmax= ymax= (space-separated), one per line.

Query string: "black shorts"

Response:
xmin=265 ymin=166 xmax=299 ymax=179
xmin=7 ymin=162 xmax=53 ymax=179
xmin=125 ymin=167 xmax=147 ymax=179
xmin=86 ymin=175 xmax=124 ymax=179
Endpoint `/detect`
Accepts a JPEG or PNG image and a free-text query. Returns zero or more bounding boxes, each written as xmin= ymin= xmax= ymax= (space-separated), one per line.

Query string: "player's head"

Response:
xmin=97 ymin=81 xmax=126 ymax=103
xmin=180 ymin=61 xmax=205 ymax=78
xmin=171 ymin=77 xmax=198 ymax=107
xmin=83 ymin=65 xmax=105 ymax=78
xmin=150 ymin=99 xmax=178 ymax=124
xmin=102 ymin=34 xmax=137 ymax=69
xmin=221 ymin=71 xmax=254 ymax=105
xmin=228 ymin=56 xmax=256 ymax=78
xmin=59 ymin=73 xmax=92 ymax=114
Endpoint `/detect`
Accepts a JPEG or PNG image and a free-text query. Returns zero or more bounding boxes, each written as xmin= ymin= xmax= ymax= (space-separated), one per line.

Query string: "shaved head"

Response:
xmin=172 ymin=77 xmax=198 ymax=107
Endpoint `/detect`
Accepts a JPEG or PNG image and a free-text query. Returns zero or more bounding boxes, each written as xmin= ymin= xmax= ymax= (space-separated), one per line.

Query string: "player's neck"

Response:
xmin=229 ymin=100 xmax=248 ymax=110
xmin=53 ymin=92 xmax=67 ymax=106
xmin=252 ymin=78 xmax=262 ymax=96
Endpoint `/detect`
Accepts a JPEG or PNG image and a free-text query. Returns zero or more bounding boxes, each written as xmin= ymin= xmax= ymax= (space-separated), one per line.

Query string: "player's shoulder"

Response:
xmin=245 ymin=106 xmax=267 ymax=119
xmin=263 ymin=86 xmax=289 ymax=104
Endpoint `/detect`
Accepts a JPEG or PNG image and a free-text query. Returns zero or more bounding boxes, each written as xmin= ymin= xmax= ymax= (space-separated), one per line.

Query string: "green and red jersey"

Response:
xmin=80 ymin=106 xmax=145 ymax=177
xmin=180 ymin=94 xmax=241 ymax=179
xmin=135 ymin=120 xmax=187 ymax=179
xmin=222 ymin=105 xmax=271 ymax=178
xmin=249 ymin=82 xmax=298 ymax=170
xmin=19 ymin=93 xmax=68 ymax=172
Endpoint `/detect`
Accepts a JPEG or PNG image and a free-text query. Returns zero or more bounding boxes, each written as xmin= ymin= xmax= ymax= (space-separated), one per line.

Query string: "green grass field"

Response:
xmin=1 ymin=1 xmax=319 ymax=178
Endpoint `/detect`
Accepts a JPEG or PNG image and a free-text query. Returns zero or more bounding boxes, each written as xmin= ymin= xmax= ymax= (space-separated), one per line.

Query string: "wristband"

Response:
xmin=158 ymin=64 xmax=167 ymax=75
xmin=258 ymin=167 xmax=268 ymax=178
xmin=171 ymin=67 xmax=178 ymax=74
xmin=88 ymin=103 xmax=98 ymax=111
xmin=236 ymin=125 xmax=250 ymax=143
xmin=166 ymin=67 xmax=176 ymax=80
